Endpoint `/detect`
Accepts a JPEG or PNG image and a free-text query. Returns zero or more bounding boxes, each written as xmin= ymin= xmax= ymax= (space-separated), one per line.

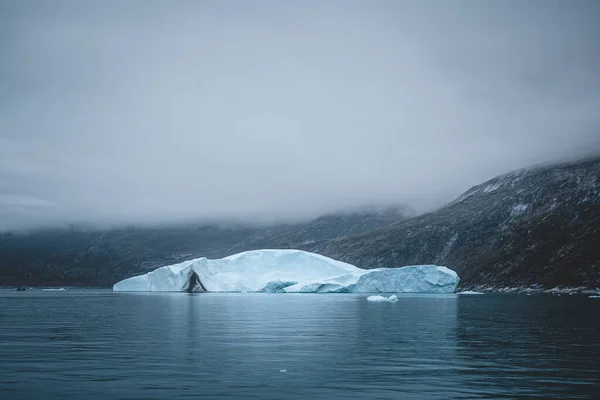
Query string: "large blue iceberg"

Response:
xmin=113 ymin=249 xmax=459 ymax=293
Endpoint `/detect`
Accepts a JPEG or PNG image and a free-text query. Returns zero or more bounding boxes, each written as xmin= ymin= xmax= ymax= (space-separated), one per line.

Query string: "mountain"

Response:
xmin=228 ymin=206 xmax=413 ymax=252
xmin=309 ymin=157 xmax=600 ymax=290
xmin=0 ymin=206 xmax=411 ymax=287
xmin=1 ymin=157 xmax=599 ymax=291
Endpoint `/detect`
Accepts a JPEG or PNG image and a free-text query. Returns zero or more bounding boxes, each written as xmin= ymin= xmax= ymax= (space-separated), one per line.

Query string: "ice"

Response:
xmin=457 ymin=291 xmax=484 ymax=295
xmin=113 ymin=249 xmax=460 ymax=293
xmin=589 ymin=295 xmax=600 ymax=299
xmin=42 ymin=288 xmax=66 ymax=291
xmin=348 ymin=266 xmax=459 ymax=293
xmin=282 ymin=265 xmax=459 ymax=294
xmin=195 ymin=250 xmax=360 ymax=292
xmin=113 ymin=262 xmax=197 ymax=292
xmin=259 ymin=280 xmax=298 ymax=293
xmin=284 ymin=272 xmax=362 ymax=293
xmin=367 ymin=295 xmax=398 ymax=302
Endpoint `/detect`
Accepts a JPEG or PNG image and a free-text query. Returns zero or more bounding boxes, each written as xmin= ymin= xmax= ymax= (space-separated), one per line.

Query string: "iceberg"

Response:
xmin=113 ymin=249 xmax=460 ymax=294
xmin=367 ymin=295 xmax=399 ymax=302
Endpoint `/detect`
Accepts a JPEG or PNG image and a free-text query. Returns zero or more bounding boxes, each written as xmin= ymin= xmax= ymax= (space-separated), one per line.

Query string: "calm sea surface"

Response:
xmin=0 ymin=290 xmax=598 ymax=399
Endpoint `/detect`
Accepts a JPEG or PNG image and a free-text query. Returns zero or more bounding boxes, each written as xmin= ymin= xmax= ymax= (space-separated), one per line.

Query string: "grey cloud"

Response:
xmin=1 ymin=0 xmax=599 ymax=230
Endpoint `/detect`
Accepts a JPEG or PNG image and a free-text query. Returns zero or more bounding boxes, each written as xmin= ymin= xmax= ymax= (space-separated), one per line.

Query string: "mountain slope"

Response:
xmin=310 ymin=157 xmax=600 ymax=289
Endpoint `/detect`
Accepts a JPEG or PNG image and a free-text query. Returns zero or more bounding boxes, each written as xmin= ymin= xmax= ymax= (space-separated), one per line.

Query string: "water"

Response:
xmin=0 ymin=291 xmax=598 ymax=399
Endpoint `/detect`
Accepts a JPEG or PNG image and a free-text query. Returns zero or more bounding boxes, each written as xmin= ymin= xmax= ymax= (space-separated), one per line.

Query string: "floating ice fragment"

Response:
xmin=457 ymin=291 xmax=484 ymax=295
xmin=367 ymin=295 xmax=398 ymax=302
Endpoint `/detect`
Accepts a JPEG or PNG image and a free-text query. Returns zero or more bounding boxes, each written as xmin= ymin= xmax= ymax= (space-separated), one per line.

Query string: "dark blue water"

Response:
xmin=0 ymin=291 xmax=598 ymax=399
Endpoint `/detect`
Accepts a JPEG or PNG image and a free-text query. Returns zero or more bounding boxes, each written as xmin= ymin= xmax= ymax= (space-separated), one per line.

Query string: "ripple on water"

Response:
xmin=0 ymin=291 xmax=598 ymax=399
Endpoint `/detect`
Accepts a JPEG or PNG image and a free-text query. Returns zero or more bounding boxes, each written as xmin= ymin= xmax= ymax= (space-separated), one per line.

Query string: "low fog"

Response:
xmin=1 ymin=0 xmax=599 ymax=231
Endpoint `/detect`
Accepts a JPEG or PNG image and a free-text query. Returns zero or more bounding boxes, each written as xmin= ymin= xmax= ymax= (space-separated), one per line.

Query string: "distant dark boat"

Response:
xmin=15 ymin=286 xmax=26 ymax=291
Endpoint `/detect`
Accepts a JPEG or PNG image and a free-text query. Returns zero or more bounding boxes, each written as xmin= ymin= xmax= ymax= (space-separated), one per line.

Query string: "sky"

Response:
xmin=1 ymin=0 xmax=599 ymax=230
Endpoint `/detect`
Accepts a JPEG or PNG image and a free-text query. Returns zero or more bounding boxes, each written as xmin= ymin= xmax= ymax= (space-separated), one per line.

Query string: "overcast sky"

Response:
xmin=1 ymin=0 xmax=599 ymax=230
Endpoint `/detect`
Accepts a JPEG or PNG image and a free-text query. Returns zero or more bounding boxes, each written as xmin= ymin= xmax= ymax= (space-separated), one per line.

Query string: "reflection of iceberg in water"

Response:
xmin=114 ymin=293 xmax=462 ymax=397
xmin=155 ymin=294 xmax=371 ymax=382
xmin=351 ymin=294 xmax=460 ymax=394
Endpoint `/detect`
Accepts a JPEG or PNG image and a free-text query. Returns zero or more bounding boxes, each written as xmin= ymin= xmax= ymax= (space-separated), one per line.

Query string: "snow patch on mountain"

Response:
xmin=510 ymin=203 xmax=529 ymax=217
